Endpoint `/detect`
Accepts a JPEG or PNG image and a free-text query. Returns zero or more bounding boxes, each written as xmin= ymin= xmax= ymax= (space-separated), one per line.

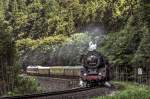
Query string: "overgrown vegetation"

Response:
xmin=93 ymin=82 xmax=150 ymax=99
xmin=0 ymin=19 xmax=18 ymax=95
xmin=99 ymin=0 xmax=149 ymax=70
xmin=0 ymin=0 xmax=141 ymax=40
xmin=17 ymin=33 xmax=93 ymax=66
xmin=6 ymin=76 xmax=41 ymax=96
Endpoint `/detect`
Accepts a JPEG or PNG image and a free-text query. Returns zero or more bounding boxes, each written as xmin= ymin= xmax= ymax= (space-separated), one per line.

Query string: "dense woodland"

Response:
xmin=0 ymin=0 xmax=149 ymax=96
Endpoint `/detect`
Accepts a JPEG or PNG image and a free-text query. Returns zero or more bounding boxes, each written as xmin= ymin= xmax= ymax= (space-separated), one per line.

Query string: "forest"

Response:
xmin=0 ymin=0 xmax=149 ymax=96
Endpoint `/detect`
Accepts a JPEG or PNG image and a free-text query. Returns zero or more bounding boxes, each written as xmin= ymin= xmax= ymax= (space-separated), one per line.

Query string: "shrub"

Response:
xmin=93 ymin=82 xmax=150 ymax=99
xmin=16 ymin=34 xmax=67 ymax=52
xmin=7 ymin=76 xmax=41 ymax=96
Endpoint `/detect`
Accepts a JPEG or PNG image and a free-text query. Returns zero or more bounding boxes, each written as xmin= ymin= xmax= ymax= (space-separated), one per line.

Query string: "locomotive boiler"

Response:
xmin=79 ymin=41 xmax=111 ymax=87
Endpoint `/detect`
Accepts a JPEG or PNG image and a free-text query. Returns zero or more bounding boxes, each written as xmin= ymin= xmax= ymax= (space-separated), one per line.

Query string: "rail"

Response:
xmin=0 ymin=87 xmax=98 ymax=99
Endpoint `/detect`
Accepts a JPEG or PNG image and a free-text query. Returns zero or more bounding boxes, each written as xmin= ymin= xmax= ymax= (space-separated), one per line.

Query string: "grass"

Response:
xmin=93 ymin=81 xmax=150 ymax=99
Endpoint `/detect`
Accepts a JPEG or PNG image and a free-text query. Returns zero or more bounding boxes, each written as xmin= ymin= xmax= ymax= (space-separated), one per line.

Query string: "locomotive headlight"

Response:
xmin=98 ymin=72 xmax=102 ymax=76
xmin=83 ymin=73 xmax=87 ymax=76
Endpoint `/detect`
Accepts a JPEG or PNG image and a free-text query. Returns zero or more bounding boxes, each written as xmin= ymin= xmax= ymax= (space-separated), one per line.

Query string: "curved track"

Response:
xmin=0 ymin=86 xmax=116 ymax=99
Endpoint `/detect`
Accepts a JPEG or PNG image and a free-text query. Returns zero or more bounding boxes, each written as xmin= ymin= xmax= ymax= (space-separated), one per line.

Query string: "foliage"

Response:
xmin=16 ymin=35 xmax=67 ymax=51
xmin=6 ymin=76 xmax=41 ymax=96
xmin=99 ymin=0 xmax=149 ymax=68
xmin=0 ymin=0 xmax=140 ymax=40
xmin=55 ymin=33 xmax=92 ymax=65
xmin=93 ymin=81 xmax=150 ymax=99
xmin=18 ymin=33 xmax=92 ymax=66
xmin=132 ymin=26 xmax=150 ymax=67
xmin=8 ymin=0 xmax=141 ymax=67
xmin=16 ymin=35 xmax=68 ymax=66
xmin=99 ymin=22 xmax=143 ymax=66
xmin=0 ymin=19 xmax=18 ymax=95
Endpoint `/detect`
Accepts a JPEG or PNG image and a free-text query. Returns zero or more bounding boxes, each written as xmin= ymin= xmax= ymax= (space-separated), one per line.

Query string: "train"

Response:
xmin=26 ymin=41 xmax=111 ymax=87
xmin=26 ymin=51 xmax=111 ymax=87
xmin=26 ymin=66 xmax=82 ymax=78
xmin=79 ymin=50 xmax=111 ymax=87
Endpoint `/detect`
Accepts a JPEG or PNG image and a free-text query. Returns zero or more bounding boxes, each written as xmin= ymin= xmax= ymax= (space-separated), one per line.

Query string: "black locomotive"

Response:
xmin=80 ymin=50 xmax=111 ymax=87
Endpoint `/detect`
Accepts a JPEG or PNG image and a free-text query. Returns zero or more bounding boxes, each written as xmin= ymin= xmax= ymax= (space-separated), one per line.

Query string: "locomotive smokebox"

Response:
xmin=82 ymin=51 xmax=103 ymax=69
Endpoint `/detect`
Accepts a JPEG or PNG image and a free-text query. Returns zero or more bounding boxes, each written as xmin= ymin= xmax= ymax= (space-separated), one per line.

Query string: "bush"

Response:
xmin=93 ymin=82 xmax=150 ymax=99
xmin=6 ymin=76 xmax=41 ymax=96
xmin=16 ymin=35 xmax=67 ymax=52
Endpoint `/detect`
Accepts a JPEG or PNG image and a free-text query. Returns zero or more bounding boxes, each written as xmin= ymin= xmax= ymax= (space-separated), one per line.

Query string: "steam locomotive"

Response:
xmin=79 ymin=50 xmax=111 ymax=87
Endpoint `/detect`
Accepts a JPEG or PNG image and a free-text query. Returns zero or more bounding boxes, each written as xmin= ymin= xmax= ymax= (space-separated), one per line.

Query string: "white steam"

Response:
xmin=88 ymin=41 xmax=97 ymax=51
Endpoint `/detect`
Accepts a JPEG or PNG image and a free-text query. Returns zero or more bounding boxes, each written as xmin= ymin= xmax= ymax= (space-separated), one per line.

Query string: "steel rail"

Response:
xmin=0 ymin=87 xmax=99 ymax=99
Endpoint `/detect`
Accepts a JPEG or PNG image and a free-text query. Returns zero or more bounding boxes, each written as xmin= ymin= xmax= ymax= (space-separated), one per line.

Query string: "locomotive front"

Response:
xmin=80 ymin=41 xmax=109 ymax=87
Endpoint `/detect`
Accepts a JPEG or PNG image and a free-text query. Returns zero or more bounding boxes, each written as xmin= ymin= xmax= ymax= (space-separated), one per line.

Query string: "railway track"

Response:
xmin=0 ymin=87 xmax=102 ymax=99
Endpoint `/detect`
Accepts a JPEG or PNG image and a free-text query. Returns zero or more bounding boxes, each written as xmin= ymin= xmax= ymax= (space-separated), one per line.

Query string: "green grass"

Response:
xmin=93 ymin=81 xmax=150 ymax=99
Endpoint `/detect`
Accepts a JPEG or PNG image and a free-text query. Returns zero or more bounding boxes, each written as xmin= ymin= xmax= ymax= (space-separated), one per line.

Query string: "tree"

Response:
xmin=0 ymin=20 xmax=17 ymax=95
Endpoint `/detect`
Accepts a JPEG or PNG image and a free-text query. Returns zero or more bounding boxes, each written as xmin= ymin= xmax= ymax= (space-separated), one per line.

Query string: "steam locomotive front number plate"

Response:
xmin=88 ymin=69 xmax=97 ymax=74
